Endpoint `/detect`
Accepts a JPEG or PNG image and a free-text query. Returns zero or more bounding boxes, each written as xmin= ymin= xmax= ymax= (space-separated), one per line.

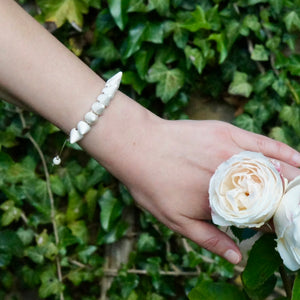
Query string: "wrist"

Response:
xmin=79 ymin=91 xmax=161 ymax=178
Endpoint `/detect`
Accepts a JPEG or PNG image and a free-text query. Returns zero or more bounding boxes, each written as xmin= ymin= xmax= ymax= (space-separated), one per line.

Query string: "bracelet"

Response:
xmin=52 ymin=71 xmax=123 ymax=166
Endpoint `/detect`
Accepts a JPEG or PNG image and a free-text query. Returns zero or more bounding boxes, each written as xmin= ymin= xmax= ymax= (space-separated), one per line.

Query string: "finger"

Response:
xmin=279 ymin=161 xmax=300 ymax=181
xmin=231 ymin=127 xmax=300 ymax=167
xmin=180 ymin=219 xmax=242 ymax=264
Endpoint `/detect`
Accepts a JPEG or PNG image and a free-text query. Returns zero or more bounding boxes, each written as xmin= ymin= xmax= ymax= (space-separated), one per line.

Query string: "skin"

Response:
xmin=1 ymin=0 xmax=300 ymax=264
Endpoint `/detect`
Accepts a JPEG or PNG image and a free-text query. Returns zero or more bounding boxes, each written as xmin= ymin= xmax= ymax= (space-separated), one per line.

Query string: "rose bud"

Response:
xmin=209 ymin=151 xmax=285 ymax=228
xmin=274 ymin=176 xmax=300 ymax=271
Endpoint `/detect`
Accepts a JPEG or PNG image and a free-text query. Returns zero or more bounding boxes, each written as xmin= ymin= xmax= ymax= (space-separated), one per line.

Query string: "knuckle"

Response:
xmin=256 ymin=137 xmax=267 ymax=153
xmin=201 ymin=236 xmax=220 ymax=251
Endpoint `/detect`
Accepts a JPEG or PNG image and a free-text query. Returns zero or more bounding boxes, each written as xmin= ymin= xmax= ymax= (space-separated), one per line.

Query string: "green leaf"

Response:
xmin=242 ymin=234 xmax=281 ymax=291
xmin=251 ymin=44 xmax=269 ymax=61
xmin=122 ymin=71 xmax=147 ymax=95
xmin=50 ymin=175 xmax=66 ymax=197
xmin=99 ymin=190 xmax=123 ymax=232
xmin=243 ymin=15 xmax=260 ymax=32
xmin=39 ymin=267 xmax=64 ymax=298
xmin=184 ymin=46 xmax=205 ymax=74
xmin=137 ymin=233 xmax=157 ymax=252
xmin=121 ymin=23 xmax=146 ymax=59
xmin=188 ymin=280 xmax=247 ymax=300
xmin=88 ymin=35 xmax=120 ymax=63
xmin=279 ymin=105 xmax=300 ymax=134
xmin=143 ymin=22 xmax=165 ymax=44
xmin=0 ymin=230 xmax=23 ymax=258
xmin=253 ymin=71 xmax=275 ymax=93
xmin=68 ymin=220 xmax=88 ymax=244
xmin=37 ymin=0 xmax=89 ymax=28
xmin=25 ymin=246 xmax=45 ymax=264
xmin=292 ymin=273 xmax=300 ymax=300
xmin=228 ymin=71 xmax=253 ymax=97
xmin=272 ymin=78 xmax=287 ymax=97
xmin=234 ymin=114 xmax=261 ymax=133
xmin=149 ymin=0 xmax=170 ymax=16
xmin=208 ymin=33 xmax=227 ymax=63
xmin=244 ymin=275 xmax=277 ymax=300
xmin=284 ymin=11 xmax=300 ymax=32
xmin=135 ymin=49 xmax=155 ymax=79
xmin=173 ymin=25 xmax=189 ymax=49
xmin=107 ymin=0 xmax=130 ymax=30
xmin=16 ymin=228 xmax=35 ymax=246
xmin=78 ymin=245 xmax=97 ymax=264
xmin=66 ymin=189 xmax=84 ymax=222
xmin=179 ymin=6 xmax=211 ymax=32
xmin=147 ymin=62 xmax=185 ymax=102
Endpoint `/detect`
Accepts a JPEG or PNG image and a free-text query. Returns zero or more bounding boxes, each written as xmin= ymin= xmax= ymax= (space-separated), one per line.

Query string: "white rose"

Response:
xmin=274 ymin=176 xmax=300 ymax=271
xmin=209 ymin=151 xmax=285 ymax=228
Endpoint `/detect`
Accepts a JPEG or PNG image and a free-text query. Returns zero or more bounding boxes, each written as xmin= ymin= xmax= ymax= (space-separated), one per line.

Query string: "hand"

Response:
xmin=108 ymin=118 xmax=300 ymax=264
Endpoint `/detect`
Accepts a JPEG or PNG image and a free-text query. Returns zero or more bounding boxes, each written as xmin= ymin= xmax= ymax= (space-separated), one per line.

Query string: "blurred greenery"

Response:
xmin=0 ymin=0 xmax=300 ymax=299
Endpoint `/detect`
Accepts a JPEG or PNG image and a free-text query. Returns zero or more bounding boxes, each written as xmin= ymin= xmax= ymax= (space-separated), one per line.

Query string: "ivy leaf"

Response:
xmin=234 ymin=114 xmax=261 ymax=133
xmin=284 ymin=11 xmax=300 ymax=32
xmin=122 ymin=71 xmax=147 ymax=95
xmin=279 ymin=105 xmax=300 ymax=134
xmin=68 ymin=220 xmax=88 ymax=244
xmin=0 ymin=230 xmax=23 ymax=266
xmin=99 ymin=190 xmax=123 ymax=232
xmin=37 ymin=0 xmax=89 ymax=28
xmin=251 ymin=44 xmax=269 ymax=61
xmin=184 ymin=46 xmax=205 ymax=74
xmin=137 ymin=233 xmax=157 ymax=252
xmin=147 ymin=62 xmax=185 ymax=102
xmin=188 ymin=280 xmax=247 ymax=300
xmin=228 ymin=71 xmax=253 ymax=97
xmin=179 ymin=6 xmax=211 ymax=32
xmin=121 ymin=23 xmax=147 ymax=59
xmin=292 ymin=273 xmax=300 ymax=300
xmin=242 ymin=234 xmax=281 ymax=292
xmin=149 ymin=0 xmax=170 ymax=16
xmin=208 ymin=33 xmax=227 ymax=63
xmin=66 ymin=189 xmax=84 ymax=222
xmin=135 ymin=48 xmax=155 ymax=79
xmin=39 ymin=267 xmax=64 ymax=298
xmin=88 ymin=35 xmax=120 ymax=64
xmin=107 ymin=0 xmax=130 ymax=30
xmin=143 ymin=22 xmax=165 ymax=44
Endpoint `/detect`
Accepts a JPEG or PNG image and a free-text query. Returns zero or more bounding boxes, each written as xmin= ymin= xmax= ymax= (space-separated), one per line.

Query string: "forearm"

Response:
xmin=0 ymin=0 xmax=156 ymax=173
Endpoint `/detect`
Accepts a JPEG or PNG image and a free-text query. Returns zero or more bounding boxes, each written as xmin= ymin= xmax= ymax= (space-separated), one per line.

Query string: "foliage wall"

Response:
xmin=1 ymin=0 xmax=300 ymax=299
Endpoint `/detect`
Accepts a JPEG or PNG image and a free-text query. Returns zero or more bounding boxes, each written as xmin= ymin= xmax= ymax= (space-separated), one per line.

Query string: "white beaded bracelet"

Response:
xmin=52 ymin=71 xmax=123 ymax=165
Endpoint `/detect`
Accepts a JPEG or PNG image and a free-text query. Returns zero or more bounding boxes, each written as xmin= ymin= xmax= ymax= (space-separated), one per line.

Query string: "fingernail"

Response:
xmin=292 ymin=153 xmax=300 ymax=165
xmin=224 ymin=249 xmax=240 ymax=264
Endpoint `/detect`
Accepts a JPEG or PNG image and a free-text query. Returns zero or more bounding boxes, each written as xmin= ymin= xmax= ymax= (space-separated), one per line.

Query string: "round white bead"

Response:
xmin=53 ymin=156 xmax=61 ymax=165
xmin=77 ymin=120 xmax=91 ymax=135
xmin=97 ymin=93 xmax=111 ymax=107
xmin=84 ymin=111 xmax=98 ymax=125
xmin=69 ymin=128 xmax=83 ymax=144
xmin=92 ymin=101 xmax=105 ymax=115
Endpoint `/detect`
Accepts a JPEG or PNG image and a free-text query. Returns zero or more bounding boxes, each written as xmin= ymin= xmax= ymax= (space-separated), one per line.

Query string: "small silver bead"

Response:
xmin=53 ymin=156 xmax=61 ymax=165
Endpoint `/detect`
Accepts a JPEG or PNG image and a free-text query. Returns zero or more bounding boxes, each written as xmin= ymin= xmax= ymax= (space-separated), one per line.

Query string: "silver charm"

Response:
xmin=53 ymin=156 xmax=61 ymax=165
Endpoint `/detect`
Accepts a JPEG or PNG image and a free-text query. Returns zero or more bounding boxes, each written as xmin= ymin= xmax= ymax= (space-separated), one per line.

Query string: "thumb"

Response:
xmin=181 ymin=219 xmax=242 ymax=264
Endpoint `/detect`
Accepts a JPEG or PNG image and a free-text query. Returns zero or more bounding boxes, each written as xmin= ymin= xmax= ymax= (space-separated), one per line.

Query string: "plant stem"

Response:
xmin=18 ymin=109 xmax=65 ymax=300
xmin=279 ymin=264 xmax=292 ymax=299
